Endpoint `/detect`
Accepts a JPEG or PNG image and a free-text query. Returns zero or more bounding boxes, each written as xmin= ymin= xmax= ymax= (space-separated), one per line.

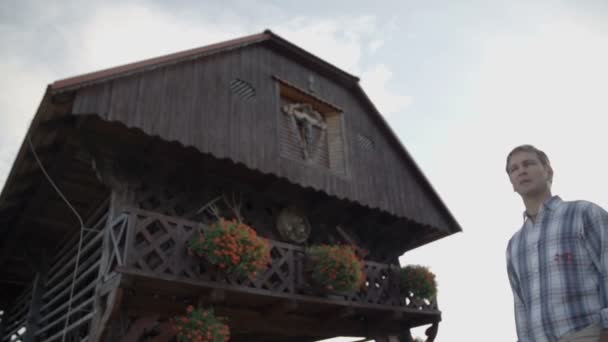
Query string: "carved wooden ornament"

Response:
xmin=282 ymin=103 xmax=327 ymax=162
xmin=276 ymin=206 xmax=311 ymax=243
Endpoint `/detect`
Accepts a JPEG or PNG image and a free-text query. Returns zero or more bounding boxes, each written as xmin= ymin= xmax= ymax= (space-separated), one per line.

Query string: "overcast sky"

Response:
xmin=2 ymin=1 xmax=608 ymax=341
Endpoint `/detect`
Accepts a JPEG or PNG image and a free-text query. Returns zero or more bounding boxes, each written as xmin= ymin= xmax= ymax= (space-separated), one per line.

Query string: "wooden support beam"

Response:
xmin=0 ymin=314 xmax=5 ymax=342
xmin=22 ymin=262 xmax=47 ymax=342
xmin=319 ymin=306 xmax=356 ymax=321
xmin=90 ymin=287 xmax=123 ymax=342
xmin=97 ymin=274 xmax=123 ymax=297
xmin=198 ymin=289 xmax=226 ymax=306
xmin=262 ymin=299 xmax=298 ymax=316
xmin=214 ymin=306 xmax=406 ymax=337
xmin=339 ymin=307 xmax=357 ymax=319
xmin=390 ymin=310 xmax=404 ymax=320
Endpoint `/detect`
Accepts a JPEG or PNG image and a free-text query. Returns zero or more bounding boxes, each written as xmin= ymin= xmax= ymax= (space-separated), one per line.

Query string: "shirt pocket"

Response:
xmin=549 ymin=233 xmax=598 ymax=290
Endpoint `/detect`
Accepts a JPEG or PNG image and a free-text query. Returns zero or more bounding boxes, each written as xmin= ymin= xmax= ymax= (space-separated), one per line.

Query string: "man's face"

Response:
xmin=507 ymin=151 xmax=552 ymax=198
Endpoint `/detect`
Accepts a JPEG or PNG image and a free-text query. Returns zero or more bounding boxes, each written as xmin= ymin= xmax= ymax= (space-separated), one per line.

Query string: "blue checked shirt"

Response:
xmin=506 ymin=196 xmax=608 ymax=341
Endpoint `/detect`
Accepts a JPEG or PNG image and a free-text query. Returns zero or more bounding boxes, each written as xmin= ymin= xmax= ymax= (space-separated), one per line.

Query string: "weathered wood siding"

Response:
xmin=71 ymin=43 xmax=453 ymax=232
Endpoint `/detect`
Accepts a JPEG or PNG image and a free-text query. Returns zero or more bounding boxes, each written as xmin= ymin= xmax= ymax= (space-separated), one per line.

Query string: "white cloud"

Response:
xmin=361 ymin=64 xmax=413 ymax=115
xmin=0 ymin=3 xmax=412 ymax=191
xmin=271 ymin=16 xmax=374 ymax=74
xmin=71 ymin=4 xmax=246 ymax=75
xmin=270 ymin=18 xmax=412 ymax=116
xmin=474 ymin=13 xmax=608 ymax=201
xmin=0 ymin=59 xmax=55 ymax=186
xmin=476 ymin=16 xmax=608 ymax=128
xmin=368 ymin=39 xmax=384 ymax=53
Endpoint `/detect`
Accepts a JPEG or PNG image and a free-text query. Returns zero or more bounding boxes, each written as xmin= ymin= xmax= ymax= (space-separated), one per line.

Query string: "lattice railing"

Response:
xmin=108 ymin=208 xmax=438 ymax=311
xmin=101 ymin=212 xmax=130 ymax=281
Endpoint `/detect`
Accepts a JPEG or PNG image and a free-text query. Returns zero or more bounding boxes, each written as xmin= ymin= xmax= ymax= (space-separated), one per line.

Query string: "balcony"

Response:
xmin=103 ymin=208 xmax=440 ymax=339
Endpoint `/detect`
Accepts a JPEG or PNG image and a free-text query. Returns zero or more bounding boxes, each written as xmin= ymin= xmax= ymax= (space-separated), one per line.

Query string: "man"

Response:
xmin=505 ymin=145 xmax=608 ymax=342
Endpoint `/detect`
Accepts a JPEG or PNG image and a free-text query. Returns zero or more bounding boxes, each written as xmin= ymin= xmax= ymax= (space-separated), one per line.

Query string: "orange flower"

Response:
xmin=307 ymin=245 xmax=365 ymax=293
xmin=187 ymin=218 xmax=271 ymax=278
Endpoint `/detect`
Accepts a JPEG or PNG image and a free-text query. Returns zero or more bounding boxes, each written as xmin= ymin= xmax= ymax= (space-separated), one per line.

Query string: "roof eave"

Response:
xmin=51 ymin=32 xmax=272 ymax=93
xmin=50 ymin=29 xmax=361 ymax=94
xmin=353 ymin=83 xmax=462 ymax=234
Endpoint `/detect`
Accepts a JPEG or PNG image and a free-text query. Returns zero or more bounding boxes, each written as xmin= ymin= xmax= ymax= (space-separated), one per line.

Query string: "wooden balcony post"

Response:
xmin=90 ymin=201 xmax=127 ymax=342
xmin=108 ymin=186 xmax=136 ymax=268
xmin=0 ymin=310 xmax=6 ymax=342
xmin=22 ymin=258 xmax=47 ymax=342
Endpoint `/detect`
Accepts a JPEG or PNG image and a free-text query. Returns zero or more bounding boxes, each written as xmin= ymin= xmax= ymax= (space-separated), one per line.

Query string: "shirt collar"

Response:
xmin=522 ymin=195 xmax=562 ymax=221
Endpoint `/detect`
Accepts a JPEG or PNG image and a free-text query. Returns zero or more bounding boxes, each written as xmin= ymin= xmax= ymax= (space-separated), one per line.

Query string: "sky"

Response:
xmin=2 ymin=0 xmax=608 ymax=341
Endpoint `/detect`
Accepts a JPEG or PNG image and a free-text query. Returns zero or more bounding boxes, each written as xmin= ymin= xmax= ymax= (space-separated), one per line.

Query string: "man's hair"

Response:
xmin=505 ymin=144 xmax=552 ymax=174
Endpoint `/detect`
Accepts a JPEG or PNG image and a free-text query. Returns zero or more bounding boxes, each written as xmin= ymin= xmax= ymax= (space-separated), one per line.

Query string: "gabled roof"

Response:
xmin=46 ymin=30 xmax=460 ymax=235
xmin=51 ymin=30 xmax=359 ymax=92
xmin=2 ymin=30 xmax=461 ymax=241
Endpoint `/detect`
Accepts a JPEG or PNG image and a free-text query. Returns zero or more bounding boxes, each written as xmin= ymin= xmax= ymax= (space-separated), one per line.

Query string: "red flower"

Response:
xmin=173 ymin=307 xmax=230 ymax=342
xmin=187 ymin=218 xmax=271 ymax=279
xmin=307 ymin=245 xmax=365 ymax=293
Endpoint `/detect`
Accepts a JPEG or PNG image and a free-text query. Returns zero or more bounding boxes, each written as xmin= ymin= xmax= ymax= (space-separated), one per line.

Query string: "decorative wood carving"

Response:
xmin=282 ymin=102 xmax=327 ymax=162
xmin=276 ymin=206 xmax=311 ymax=244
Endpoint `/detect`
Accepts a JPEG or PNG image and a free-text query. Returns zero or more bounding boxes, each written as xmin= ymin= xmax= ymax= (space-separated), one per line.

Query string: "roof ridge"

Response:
xmin=51 ymin=30 xmax=359 ymax=92
xmin=52 ymin=31 xmax=272 ymax=91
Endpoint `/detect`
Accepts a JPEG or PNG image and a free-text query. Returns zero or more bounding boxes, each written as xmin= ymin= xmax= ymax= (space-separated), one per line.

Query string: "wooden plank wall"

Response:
xmin=70 ymin=43 xmax=453 ymax=233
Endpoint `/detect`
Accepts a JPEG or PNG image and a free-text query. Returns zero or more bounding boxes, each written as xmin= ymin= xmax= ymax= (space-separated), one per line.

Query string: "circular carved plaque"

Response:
xmin=276 ymin=207 xmax=311 ymax=244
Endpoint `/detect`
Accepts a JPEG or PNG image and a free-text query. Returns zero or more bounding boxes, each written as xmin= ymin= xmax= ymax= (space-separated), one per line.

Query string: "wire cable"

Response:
xmin=27 ymin=135 xmax=84 ymax=228
xmin=27 ymin=135 xmax=93 ymax=342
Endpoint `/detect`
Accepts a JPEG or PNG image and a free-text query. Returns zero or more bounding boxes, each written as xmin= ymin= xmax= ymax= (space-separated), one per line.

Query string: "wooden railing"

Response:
xmin=1 ymin=284 xmax=32 ymax=342
xmin=105 ymin=208 xmax=439 ymax=313
xmin=0 ymin=204 xmax=109 ymax=342
xmin=35 ymin=210 xmax=108 ymax=342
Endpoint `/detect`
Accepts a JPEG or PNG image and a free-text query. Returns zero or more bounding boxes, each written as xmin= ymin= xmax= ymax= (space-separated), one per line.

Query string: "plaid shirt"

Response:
xmin=506 ymin=196 xmax=608 ymax=341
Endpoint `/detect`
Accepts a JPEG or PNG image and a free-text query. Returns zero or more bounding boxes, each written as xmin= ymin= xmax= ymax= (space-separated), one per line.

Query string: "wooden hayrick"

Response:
xmin=0 ymin=30 xmax=461 ymax=342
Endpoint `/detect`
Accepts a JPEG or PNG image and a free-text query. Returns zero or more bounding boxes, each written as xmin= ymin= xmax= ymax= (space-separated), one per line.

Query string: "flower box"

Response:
xmin=187 ymin=218 xmax=271 ymax=279
xmin=305 ymin=245 xmax=365 ymax=294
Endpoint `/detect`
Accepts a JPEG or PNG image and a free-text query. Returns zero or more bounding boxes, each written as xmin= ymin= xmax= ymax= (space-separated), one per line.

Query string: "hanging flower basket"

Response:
xmin=187 ymin=218 xmax=272 ymax=279
xmin=306 ymin=244 xmax=366 ymax=293
xmin=172 ymin=306 xmax=230 ymax=342
xmin=398 ymin=265 xmax=437 ymax=300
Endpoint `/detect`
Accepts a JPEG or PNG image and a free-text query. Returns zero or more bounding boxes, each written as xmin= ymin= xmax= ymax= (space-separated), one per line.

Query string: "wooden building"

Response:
xmin=0 ymin=30 xmax=461 ymax=342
